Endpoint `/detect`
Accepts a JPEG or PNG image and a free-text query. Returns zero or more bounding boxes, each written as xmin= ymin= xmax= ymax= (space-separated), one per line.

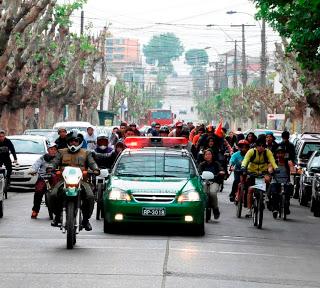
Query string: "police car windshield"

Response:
xmin=115 ymin=154 xmax=196 ymax=178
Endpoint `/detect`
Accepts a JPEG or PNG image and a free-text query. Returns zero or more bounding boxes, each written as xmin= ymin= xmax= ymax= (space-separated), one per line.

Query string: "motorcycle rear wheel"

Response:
xmin=66 ymin=201 xmax=76 ymax=249
xmin=96 ymin=183 xmax=103 ymax=220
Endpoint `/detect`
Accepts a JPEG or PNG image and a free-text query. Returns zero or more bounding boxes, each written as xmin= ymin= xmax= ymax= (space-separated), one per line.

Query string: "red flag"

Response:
xmin=215 ymin=120 xmax=224 ymax=138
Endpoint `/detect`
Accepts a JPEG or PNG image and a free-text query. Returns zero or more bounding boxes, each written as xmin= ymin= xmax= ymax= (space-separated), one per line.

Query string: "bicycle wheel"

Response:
xmin=282 ymin=193 xmax=287 ymax=220
xmin=257 ymin=193 xmax=264 ymax=229
xmin=236 ymin=185 xmax=243 ymax=218
xmin=252 ymin=198 xmax=258 ymax=226
xmin=66 ymin=201 xmax=76 ymax=249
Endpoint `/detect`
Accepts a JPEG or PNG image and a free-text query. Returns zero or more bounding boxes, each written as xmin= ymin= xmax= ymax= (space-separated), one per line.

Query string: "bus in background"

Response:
xmin=145 ymin=109 xmax=174 ymax=126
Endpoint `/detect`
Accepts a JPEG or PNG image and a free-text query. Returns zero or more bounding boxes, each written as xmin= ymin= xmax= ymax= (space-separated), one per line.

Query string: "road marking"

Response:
xmin=170 ymin=248 xmax=301 ymax=259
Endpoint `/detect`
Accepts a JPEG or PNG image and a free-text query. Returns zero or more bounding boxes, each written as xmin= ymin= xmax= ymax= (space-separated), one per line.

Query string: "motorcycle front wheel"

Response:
xmin=66 ymin=201 xmax=76 ymax=249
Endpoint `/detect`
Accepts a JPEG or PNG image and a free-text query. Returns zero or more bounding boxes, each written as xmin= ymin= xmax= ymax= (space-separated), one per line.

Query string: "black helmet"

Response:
xmin=97 ymin=134 xmax=109 ymax=149
xmin=66 ymin=130 xmax=84 ymax=153
xmin=159 ymin=126 xmax=169 ymax=134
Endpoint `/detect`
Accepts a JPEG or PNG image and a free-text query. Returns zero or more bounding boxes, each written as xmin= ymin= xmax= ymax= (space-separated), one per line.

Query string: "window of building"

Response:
xmin=106 ymin=39 xmax=113 ymax=46
xmin=106 ymin=47 xmax=113 ymax=53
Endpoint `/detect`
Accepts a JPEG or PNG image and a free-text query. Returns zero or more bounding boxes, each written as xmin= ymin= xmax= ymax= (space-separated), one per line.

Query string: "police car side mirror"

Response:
xmin=100 ymin=168 xmax=109 ymax=178
xmin=201 ymin=171 xmax=215 ymax=180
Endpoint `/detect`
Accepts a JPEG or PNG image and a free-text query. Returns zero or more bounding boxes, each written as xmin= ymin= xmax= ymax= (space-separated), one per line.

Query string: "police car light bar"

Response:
xmin=124 ymin=137 xmax=188 ymax=149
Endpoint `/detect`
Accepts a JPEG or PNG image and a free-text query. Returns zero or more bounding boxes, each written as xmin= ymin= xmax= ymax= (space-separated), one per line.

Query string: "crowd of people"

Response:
xmin=0 ymin=121 xmax=297 ymax=229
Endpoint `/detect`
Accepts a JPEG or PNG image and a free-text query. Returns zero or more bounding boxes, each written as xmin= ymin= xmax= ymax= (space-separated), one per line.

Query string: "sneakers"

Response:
xmin=82 ymin=219 xmax=92 ymax=231
xmin=272 ymin=210 xmax=278 ymax=219
xmin=31 ymin=210 xmax=38 ymax=219
xmin=213 ymin=208 xmax=220 ymax=220
xmin=51 ymin=215 xmax=61 ymax=227
xmin=245 ymin=208 xmax=252 ymax=218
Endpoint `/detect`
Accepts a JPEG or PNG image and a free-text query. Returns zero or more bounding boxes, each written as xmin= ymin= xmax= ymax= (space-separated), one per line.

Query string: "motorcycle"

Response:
xmin=60 ymin=166 xmax=86 ymax=249
xmin=94 ymin=168 xmax=109 ymax=220
xmin=201 ymin=171 xmax=219 ymax=222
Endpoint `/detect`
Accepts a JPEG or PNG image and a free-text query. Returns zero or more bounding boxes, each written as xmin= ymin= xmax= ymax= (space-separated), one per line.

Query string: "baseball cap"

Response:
xmin=48 ymin=142 xmax=57 ymax=149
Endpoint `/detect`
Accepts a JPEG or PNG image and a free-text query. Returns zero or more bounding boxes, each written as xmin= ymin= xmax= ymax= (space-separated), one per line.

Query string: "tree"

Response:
xmin=143 ymin=33 xmax=184 ymax=73
xmin=253 ymin=0 xmax=320 ymax=118
xmin=185 ymin=49 xmax=208 ymax=94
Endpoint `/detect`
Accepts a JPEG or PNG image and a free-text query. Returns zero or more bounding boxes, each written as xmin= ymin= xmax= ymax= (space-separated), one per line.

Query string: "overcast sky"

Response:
xmin=65 ymin=0 xmax=280 ymax=74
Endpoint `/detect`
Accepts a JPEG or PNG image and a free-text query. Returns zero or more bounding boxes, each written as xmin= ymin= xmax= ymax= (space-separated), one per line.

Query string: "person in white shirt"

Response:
xmin=84 ymin=126 xmax=97 ymax=151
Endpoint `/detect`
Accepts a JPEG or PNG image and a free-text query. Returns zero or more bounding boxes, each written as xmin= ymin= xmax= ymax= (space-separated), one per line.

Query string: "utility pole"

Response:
xmin=227 ymin=40 xmax=239 ymax=88
xmin=80 ymin=10 xmax=84 ymax=35
xmin=260 ymin=19 xmax=267 ymax=87
xmin=231 ymin=24 xmax=255 ymax=88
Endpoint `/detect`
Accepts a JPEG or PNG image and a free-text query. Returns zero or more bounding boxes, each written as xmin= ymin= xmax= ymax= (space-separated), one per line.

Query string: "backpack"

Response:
xmin=249 ymin=149 xmax=269 ymax=164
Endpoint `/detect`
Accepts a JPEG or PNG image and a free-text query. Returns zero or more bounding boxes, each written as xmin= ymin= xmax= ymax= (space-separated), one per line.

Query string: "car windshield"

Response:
xmin=114 ymin=154 xmax=196 ymax=178
xmin=301 ymin=143 xmax=320 ymax=158
xmin=11 ymin=139 xmax=46 ymax=154
xmin=310 ymin=154 xmax=320 ymax=170
xmin=151 ymin=111 xmax=171 ymax=120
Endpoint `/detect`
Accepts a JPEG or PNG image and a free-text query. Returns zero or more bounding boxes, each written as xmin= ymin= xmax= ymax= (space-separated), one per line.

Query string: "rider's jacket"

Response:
xmin=52 ymin=148 xmax=99 ymax=171
xmin=94 ymin=146 xmax=115 ymax=169
xmin=241 ymin=148 xmax=277 ymax=174
xmin=229 ymin=151 xmax=245 ymax=171
xmin=0 ymin=138 xmax=17 ymax=161
xmin=31 ymin=154 xmax=55 ymax=176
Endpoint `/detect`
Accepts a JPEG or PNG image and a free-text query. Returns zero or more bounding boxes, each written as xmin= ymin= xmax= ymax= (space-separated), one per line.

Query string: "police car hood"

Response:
xmin=112 ymin=177 xmax=195 ymax=193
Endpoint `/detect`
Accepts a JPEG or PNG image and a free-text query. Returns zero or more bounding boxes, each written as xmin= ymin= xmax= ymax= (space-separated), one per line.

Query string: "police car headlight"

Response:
xmin=109 ymin=188 xmax=131 ymax=201
xmin=178 ymin=190 xmax=200 ymax=202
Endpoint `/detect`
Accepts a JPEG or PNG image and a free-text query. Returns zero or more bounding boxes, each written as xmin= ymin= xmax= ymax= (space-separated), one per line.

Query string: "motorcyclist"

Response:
xmin=241 ymin=136 xmax=278 ymax=217
xmin=29 ymin=143 xmax=59 ymax=219
xmin=159 ymin=126 xmax=170 ymax=137
xmin=198 ymin=149 xmax=225 ymax=219
xmin=55 ymin=127 xmax=68 ymax=149
xmin=0 ymin=129 xmax=18 ymax=186
xmin=93 ymin=134 xmax=115 ymax=169
xmin=229 ymin=140 xmax=250 ymax=202
xmin=49 ymin=131 xmax=100 ymax=231
xmin=147 ymin=122 xmax=160 ymax=136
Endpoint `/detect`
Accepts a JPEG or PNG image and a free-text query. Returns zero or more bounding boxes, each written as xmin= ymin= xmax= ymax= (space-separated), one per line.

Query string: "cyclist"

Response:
xmin=168 ymin=122 xmax=184 ymax=137
xmin=129 ymin=123 xmax=141 ymax=136
xmin=198 ymin=149 xmax=225 ymax=219
xmin=265 ymin=131 xmax=278 ymax=155
xmin=241 ymin=136 xmax=278 ymax=217
xmin=29 ymin=143 xmax=59 ymax=219
xmin=49 ymin=131 xmax=100 ymax=231
xmin=229 ymin=140 xmax=250 ymax=202
xmin=268 ymin=146 xmax=294 ymax=218
xmin=245 ymin=132 xmax=257 ymax=148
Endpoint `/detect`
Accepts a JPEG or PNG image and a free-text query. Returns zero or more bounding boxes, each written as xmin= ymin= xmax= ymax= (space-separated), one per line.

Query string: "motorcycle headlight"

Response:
xmin=109 ymin=188 xmax=131 ymax=201
xmin=177 ymin=190 xmax=200 ymax=202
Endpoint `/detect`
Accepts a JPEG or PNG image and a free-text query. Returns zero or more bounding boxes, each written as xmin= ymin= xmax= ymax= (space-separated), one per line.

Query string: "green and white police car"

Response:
xmin=103 ymin=137 xmax=206 ymax=235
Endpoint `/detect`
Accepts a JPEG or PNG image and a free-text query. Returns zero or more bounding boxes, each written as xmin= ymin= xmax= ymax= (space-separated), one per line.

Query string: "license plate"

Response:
xmin=12 ymin=171 xmax=24 ymax=176
xmin=253 ymin=178 xmax=266 ymax=191
xmin=142 ymin=207 xmax=166 ymax=216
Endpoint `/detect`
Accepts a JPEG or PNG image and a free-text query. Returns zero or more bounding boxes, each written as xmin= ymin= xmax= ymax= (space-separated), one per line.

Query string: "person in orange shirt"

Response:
xmin=192 ymin=127 xmax=205 ymax=146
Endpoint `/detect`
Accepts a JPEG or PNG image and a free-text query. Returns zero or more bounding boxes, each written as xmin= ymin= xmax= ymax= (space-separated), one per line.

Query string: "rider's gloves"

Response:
xmin=93 ymin=170 xmax=100 ymax=176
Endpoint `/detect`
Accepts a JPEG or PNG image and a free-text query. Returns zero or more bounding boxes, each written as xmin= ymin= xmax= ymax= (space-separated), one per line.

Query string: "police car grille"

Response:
xmin=132 ymin=193 xmax=176 ymax=203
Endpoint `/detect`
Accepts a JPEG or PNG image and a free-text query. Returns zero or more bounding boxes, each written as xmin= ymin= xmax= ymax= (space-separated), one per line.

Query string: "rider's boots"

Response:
xmin=82 ymin=218 xmax=92 ymax=231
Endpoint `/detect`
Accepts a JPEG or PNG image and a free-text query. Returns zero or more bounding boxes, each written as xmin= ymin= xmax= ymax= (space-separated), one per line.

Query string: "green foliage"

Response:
xmin=80 ymin=36 xmax=96 ymax=53
xmin=14 ymin=33 xmax=24 ymax=49
xmin=253 ymin=0 xmax=320 ymax=70
xmin=54 ymin=0 xmax=87 ymax=28
xmin=143 ymin=33 xmax=184 ymax=68
xmin=185 ymin=49 xmax=208 ymax=66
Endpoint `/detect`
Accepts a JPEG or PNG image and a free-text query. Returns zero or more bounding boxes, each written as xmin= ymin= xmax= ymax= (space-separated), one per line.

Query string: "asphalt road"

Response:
xmin=1 ymin=178 xmax=320 ymax=288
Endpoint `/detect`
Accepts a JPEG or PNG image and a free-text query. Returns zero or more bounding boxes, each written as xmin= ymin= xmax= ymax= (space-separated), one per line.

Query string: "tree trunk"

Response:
xmin=0 ymin=105 xmax=24 ymax=134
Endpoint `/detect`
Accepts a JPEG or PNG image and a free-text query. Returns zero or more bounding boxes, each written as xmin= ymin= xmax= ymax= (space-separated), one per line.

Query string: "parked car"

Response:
xmin=23 ymin=129 xmax=57 ymax=143
xmin=7 ymin=135 xmax=48 ymax=190
xmin=295 ymin=133 xmax=320 ymax=168
xmin=299 ymin=150 xmax=320 ymax=206
xmin=311 ymin=168 xmax=320 ymax=217
xmin=53 ymin=121 xmax=93 ymax=134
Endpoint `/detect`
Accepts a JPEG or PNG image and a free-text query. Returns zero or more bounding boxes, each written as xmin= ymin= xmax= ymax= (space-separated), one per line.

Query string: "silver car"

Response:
xmin=8 ymin=135 xmax=48 ymax=190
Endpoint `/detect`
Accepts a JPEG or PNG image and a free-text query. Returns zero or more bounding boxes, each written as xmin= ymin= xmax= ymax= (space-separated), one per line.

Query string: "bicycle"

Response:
xmin=235 ymin=173 xmax=248 ymax=218
xmin=40 ymin=174 xmax=54 ymax=220
xmin=249 ymin=174 xmax=268 ymax=229
xmin=271 ymin=173 xmax=292 ymax=220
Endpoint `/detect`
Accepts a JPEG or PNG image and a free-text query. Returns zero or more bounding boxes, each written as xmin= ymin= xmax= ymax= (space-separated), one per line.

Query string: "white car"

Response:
xmin=7 ymin=135 xmax=48 ymax=190
xmin=53 ymin=121 xmax=93 ymax=134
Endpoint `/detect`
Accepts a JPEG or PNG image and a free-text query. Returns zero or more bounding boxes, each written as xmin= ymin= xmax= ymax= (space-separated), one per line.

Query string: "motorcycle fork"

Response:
xmin=75 ymin=194 xmax=81 ymax=234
